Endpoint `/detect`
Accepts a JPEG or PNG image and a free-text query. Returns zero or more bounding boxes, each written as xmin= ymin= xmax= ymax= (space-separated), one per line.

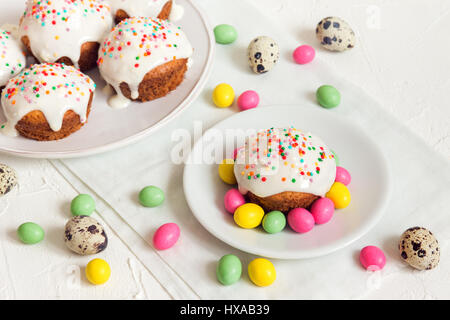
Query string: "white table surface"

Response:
xmin=0 ymin=0 xmax=449 ymax=300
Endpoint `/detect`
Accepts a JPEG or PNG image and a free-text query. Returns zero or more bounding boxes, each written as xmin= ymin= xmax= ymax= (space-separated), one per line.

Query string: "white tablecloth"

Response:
xmin=1 ymin=0 xmax=449 ymax=299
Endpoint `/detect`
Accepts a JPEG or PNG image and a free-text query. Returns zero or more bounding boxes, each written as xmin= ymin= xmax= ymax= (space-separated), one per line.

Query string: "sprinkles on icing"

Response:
xmin=0 ymin=29 xmax=26 ymax=86
xmin=234 ymin=127 xmax=337 ymax=198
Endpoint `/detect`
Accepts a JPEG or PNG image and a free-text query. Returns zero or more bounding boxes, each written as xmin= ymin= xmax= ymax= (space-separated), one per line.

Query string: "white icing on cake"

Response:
xmin=109 ymin=0 xmax=184 ymax=21
xmin=0 ymin=63 xmax=96 ymax=137
xmin=97 ymin=17 xmax=193 ymax=109
xmin=234 ymin=128 xmax=337 ymax=198
xmin=18 ymin=0 xmax=113 ymax=69
xmin=0 ymin=29 xmax=26 ymax=87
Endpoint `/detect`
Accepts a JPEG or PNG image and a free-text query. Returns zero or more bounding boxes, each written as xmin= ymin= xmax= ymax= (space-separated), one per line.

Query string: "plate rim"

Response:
xmin=183 ymin=105 xmax=392 ymax=259
xmin=0 ymin=0 xmax=215 ymax=159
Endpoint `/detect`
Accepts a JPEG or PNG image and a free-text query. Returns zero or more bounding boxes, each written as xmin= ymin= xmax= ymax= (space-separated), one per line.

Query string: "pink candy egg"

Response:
xmin=293 ymin=45 xmax=315 ymax=65
xmin=310 ymin=197 xmax=335 ymax=224
xmin=359 ymin=246 xmax=386 ymax=271
xmin=224 ymin=189 xmax=246 ymax=214
xmin=153 ymin=223 xmax=180 ymax=250
xmin=287 ymin=208 xmax=315 ymax=233
xmin=237 ymin=90 xmax=260 ymax=111
xmin=233 ymin=147 xmax=242 ymax=160
xmin=335 ymin=166 xmax=351 ymax=185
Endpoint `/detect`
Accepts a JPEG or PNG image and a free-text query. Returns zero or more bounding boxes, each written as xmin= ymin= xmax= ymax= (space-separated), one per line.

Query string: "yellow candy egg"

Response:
xmin=248 ymin=258 xmax=276 ymax=287
xmin=85 ymin=258 xmax=111 ymax=285
xmin=212 ymin=83 xmax=235 ymax=108
xmin=234 ymin=203 xmax=264 ymax=229
xmin=218 ymin=159 xmax=237 ymax=184
xmin=326 ymin=182 xmax=351 ymax=209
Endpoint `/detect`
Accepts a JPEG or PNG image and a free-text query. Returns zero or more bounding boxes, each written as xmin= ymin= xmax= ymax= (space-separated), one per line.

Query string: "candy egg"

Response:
xmin=310 ymin=198 xmax=335 ymax=224
xmin=247 ymin=36 xmax=280 ymax=74
xmin=153 ymin=223 xmax=180 ymax=250
xmin=326 ymin=182 xmax=351 ymax=209
xmin=213 ymin=83 xmax=235 ymax=108
xmin=71 ymin=194 xmax=96 ymax=216
xmin=335 ymin=166 xmax=351 ymax=186
xmin=237 ymin=90 xmax=260 ymax=111
xmin=359 ymin=246 xmax=386 ymax=271
xmin=214 ymin=24 xmax=238 ymax=44
xmin=262 ymin=211 xmax=286 ymax=234
xmin=316 ymin=85 xmax=341 ymax=108
xmin=224 ymin=189 xmax=246 ymax=214
xmin=17 ymin=222 xmax=45 ymax=244
xmin=218 ymin=159 xmax=237 ymax=184
xmin=399 ymin=227 xmax=440 ymax=270
xmin=287 ymin=208 xmax=315 ymax=233
xmin=139 ymin=186 xmax=165 ymax=208
xmin=248 ymin=258 xmax=276 ymax=287
xmin=293 ymin=45 xmax=315 ymax=64
xmin=0 ymin=163 xmax=17 ymax=196
xmin=64 ymin=216 xmax=108 ymax=255
xmin=233 ymin=203 xmax=264 ymax=229
xmin=316 ymin=17 xmax=355 ymax=52
xmin=216 ymin=254 xmax=242 ymax=285
xmin=86 ymin=258 xmax=111 ymax=285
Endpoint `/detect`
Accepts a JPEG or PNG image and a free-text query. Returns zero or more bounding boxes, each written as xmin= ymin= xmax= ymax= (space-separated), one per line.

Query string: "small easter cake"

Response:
xmin=1 ymin=63 xmax=96 ymax=141
xmin=0 ymin=29 xmax=26 ymax=89
xmin=109 ymin=0 xmax=178 ymax=24
xmin=234 ymin=128 xmax=336 ymax=212
xmin=98 ymin=17 xmax=193 ymax=109
xmin=19 ymin=0 xmax=113 ymax=72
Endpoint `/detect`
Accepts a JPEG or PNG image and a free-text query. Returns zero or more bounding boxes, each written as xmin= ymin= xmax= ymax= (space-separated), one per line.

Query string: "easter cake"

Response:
xmin=109 ymin=0 xmax=174 ymax=24
xmin=0 ymin=29 xmax=26 ymax=90
xmin=234 ymin=127 xmax=337 ymax=212
xmin=97 ymin=17 xmax=193 ymax=109
xmin=0 ymin=63 xmax=96 ymax=141
xmin=19 ymin=0 xmax=113 ymax=72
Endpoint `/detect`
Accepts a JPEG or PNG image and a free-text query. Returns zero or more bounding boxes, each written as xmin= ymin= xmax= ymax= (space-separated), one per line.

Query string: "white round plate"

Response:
xmin=183 ymin=105 xmax=391 ymax=259
xmin=0 ymin=0 xmax=214 ymax=159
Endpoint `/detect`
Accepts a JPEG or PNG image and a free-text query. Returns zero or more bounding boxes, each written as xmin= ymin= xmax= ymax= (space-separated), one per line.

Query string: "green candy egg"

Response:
xmin=139 ymin=186 xmax=165 ymax=208
xmin=331 ymin=150 xmax=340 ymax=166
xmin=17 ymin=222 xmax=45 ymax=244
xmin=316 ymin=85 xmax=341 ymax=109
xmin=262 ymin=211 xmax=286 ymax=234
xmin=71 ymin=194 xmax=96 ymax=216
xmin=214 ymin=24 xmax=238 ymax=44
xmin=216 ymin=254 xmax=242 ymax=285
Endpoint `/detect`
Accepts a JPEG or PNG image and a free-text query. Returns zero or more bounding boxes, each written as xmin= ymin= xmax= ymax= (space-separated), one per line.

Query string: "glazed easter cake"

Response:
xmin=19 ymin=0 xmax=113 ymax=72
xmin=98 ymin=17 xmax=193 ymax=109
xmin=1 ymin=63 xmax=96 ymax=141
xmin=234 ymin=127 xmax=337 ymax=212
xmin=0 ymin=29 xmax=26 ymax=90
xmin=109 ymin=0 xmax=178 ymax=24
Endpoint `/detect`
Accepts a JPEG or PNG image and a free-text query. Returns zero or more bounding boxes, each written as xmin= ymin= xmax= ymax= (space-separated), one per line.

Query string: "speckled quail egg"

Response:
xmin=0 ymin=164 xmax=17 ymax=196
xmin=247 ymin=36 xmax=280 ymax=74
xmin=399 ymin=227 xmax=440 ymax=270
xmin=316 ymin=17 xmax=355 ymax=52
xmin=64 ymin=216 xmax=108 ymax=255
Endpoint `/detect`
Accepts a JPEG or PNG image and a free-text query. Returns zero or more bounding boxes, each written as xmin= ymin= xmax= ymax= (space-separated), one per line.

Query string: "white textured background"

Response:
xmin=0 ymin=0 xmax=449 ymax=299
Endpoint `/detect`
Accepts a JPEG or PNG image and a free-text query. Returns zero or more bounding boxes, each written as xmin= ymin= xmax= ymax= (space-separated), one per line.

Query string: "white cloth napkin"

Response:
xmin=52 ymin=0 xmax=450 ymax=299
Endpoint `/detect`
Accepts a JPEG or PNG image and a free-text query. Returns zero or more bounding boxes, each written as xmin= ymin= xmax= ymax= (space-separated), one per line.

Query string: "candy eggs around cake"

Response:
xmin=360 ymin=246 xmax=386 ymax=271
xmin=213 ymin=83 xmax=235 ymax=108
xmin=216 ymin=254 xmax=242 ymax=285
xmin=109 ymin=0 xmax=174 ymax=24
xmin=71 ymin=194 xmax=96 ymax=217
xmin=248 ymin=36 xmax=280 ymax=74
xmin=0 ymin=29 xmax=25 ymax=88
xmin=399 ymin=227 xmax=440 ymax=270
xmin=214 ymin=24 xmax=238 ymax=44
xmin=17 ymin=222 xmax=45 ymax=245
xmin=316 ymin=17 xmax=356 ymax=52
xmin=1 ymin=63 xmax=96 ymax=141
xmin=326 ymin=182 xmax=351 ymax=209
xmin=19 ymin=0 xmax=113 ymax=72
xmin=97 ymin=17 xmax=194 ymax=109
